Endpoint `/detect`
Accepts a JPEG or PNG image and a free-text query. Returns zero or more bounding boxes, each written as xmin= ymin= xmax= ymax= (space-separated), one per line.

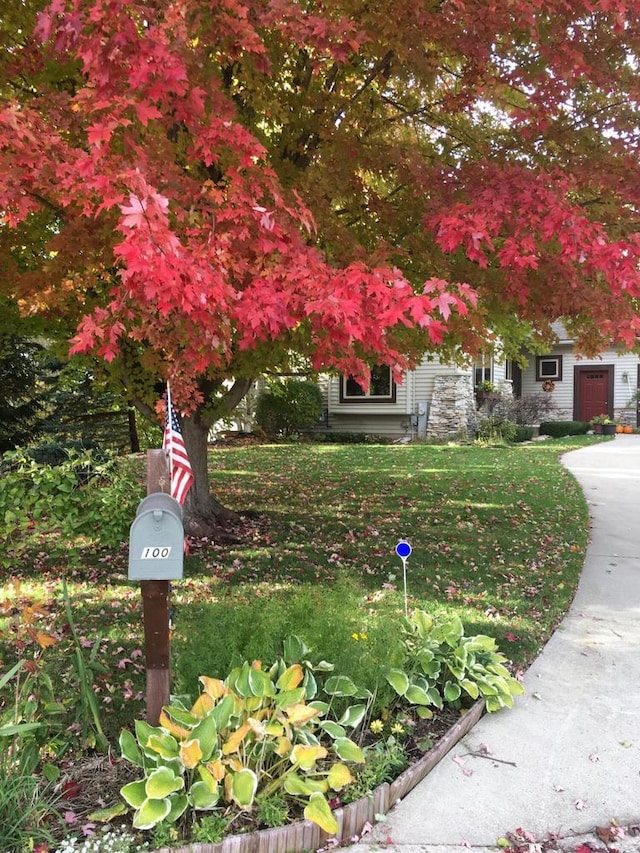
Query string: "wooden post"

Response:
xmin=142 ymin=449 xmax=171 ymax=725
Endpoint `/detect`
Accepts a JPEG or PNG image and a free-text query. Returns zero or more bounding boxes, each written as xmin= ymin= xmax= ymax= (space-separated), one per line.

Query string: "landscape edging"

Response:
xmin=156 ymin=700 xmax=485 ymax=853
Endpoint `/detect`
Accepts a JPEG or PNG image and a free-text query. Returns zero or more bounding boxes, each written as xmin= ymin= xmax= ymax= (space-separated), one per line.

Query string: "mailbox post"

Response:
xmin=129 ymin=451 xmax=184 ymax=725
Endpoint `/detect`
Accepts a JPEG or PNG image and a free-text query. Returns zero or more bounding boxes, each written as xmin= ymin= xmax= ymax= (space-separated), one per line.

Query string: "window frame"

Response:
xmin=535 ymin=355 xmax=563 ymax=382
xmin=339 ymin=364 xmax=397 ymax=403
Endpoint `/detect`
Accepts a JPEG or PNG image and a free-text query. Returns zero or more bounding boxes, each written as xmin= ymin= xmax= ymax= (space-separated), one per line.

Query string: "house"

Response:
xmin=319 ymin=323 xmax=640 ymax=440
xmin=517 ymin=323 xmax=640 ymax=427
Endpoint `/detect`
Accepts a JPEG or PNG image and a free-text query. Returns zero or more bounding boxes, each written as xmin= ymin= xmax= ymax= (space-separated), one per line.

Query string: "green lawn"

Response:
xmin=1 ymin=436 xmax=596 ymax=744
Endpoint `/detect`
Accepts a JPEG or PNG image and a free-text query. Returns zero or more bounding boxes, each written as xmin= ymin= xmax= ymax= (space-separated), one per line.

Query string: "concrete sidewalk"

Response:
xmin=351 ymin=436 xmax=640 ymax=852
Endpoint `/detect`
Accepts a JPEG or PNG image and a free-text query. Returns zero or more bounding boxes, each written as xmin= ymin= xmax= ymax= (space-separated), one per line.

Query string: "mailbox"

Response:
xmin=128 ymin=493 xmax=184 ymax=580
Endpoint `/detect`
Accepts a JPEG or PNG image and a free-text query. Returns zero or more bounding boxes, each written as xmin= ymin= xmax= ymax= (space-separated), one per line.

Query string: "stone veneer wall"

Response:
xmin=427 ymin=374 xmax=477 ymax=439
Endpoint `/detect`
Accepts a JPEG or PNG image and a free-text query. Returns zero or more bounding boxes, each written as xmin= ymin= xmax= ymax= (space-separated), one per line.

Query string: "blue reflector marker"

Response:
xmin=395 ymin=540 xmax=412 ymax=559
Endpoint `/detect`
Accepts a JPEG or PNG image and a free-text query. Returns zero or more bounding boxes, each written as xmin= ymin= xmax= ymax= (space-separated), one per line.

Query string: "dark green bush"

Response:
xmin=0 ymin=440 xmax=106 ymax=474
xmin=513 ymin=426 xmax=535 ymax=443
xmin=476 ymin=416 xmax=517 ymax=443
xmin=539 ymin=421 xmax=590 ymax=437
xmin=0 ymin=449 xmax=143 ymax=549
xmin=255 ymin=379 xmax=323 ymax=437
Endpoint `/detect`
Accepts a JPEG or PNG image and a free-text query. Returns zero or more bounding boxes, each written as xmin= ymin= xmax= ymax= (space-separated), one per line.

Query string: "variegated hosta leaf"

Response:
xmin=405 ymin=684 xmax=432 ymax=706
xmin=231 ymin=768 xmax=258 ymax=807
xmin=284 ymin=773 xmax=329 ymax=796
xmin=120 ymin=779 xmax=146 ymax=808
xmin=276 ymin=663 xmax=304 ymax=691
xmin=290 ymin=744 xmax=327 ymax=769
xmin=132 ymin=797 xmax=171 ymax=830
xmin=275 ymin=687 xmax=306 ymax=709
xmin=337 ymin=704 xmax=367 ymax=729
xmin=134 ymin=719 xmax=161 ymax=750
xmin=162 ymin=705 xmax=200 ymax=729
xmin=147 ymin=732 xmax=179 ymax=760
xmin=198 ymin=764 xmax=220 ymax=792
xmin=190 ymin=713 xmax=219 ymax=761
xmin=88 ymin=801 xmax=128 ymax=822
xmin=203 ymin=760 xmax=225 ymax=783
xmin=190 ymin=780 xmax=220 ymax=810
xmin=319 ymin=720 xmax=346 ymax=739
xmin=248 ymin=665 xmax=276 ymax=698
xmin=179 ymin=738 xmax=203 ymax=769
xmin=191 ymin=691 xmax=215 ymax=718
xmin=327 ymin=762 xmax=354 ymax=790
xmin=222 ymin=723 xmax=251 ymax=755
xmin=211 ymin=693 xmax=236 ymax=730
xmin=385 ymin=669 xmax=409 ymax=696
xmin=323 ymin=675 xmax=358 ymax=697
xmin=199 ymin=676 xmax=226 ymax=699
xmin=166 ymin=792 xmax=189 ymax=824
xmin=158 ymin=711 xmax=191 ymax=740
xmin=145 ymin=766 xmax=184 ymax=799
xmin=275 ymin=735 xmax=293 ymax=757
xmin=119 ymin=729 xmax=143 ymax=766
xmin=284 ymin=703 xmax=320 ymax=725
xmin=304 ymin=791 xmax=338 ymax=835
xmin=333 ymin=738 xmax=365 ymax=763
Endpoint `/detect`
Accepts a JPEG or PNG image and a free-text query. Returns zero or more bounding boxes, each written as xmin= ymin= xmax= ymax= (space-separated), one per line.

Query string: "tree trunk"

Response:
xmin=180 ymin=414 xmax=237 ymax=538
xmin=179 ymin=376 xmax=255 ymax=539
xmin=128 ymin=406 xmax=141 ymax=453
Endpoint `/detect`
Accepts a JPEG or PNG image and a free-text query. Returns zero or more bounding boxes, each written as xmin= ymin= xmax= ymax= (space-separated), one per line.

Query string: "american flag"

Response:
xmin=163 ymin=392 xmax=194 ymax=505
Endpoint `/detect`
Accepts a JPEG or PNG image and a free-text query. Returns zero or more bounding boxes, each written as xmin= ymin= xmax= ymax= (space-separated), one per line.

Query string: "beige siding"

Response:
xmin=412 ymin=357 xmax=468 ymax=404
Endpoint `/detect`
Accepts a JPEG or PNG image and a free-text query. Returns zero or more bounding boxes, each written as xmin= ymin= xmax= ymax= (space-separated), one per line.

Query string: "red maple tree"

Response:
xmin=1 ymin=0 xmax=640 ymax=528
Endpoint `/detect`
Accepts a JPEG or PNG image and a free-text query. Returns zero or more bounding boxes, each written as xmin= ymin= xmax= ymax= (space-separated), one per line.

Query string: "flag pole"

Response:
xmin=165 ymin=382 xmax=174 ymax=481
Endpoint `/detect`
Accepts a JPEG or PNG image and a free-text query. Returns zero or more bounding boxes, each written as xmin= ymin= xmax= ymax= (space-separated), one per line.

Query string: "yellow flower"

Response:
xmin=359 ymin=632 xmax=368 ymax=640
xmin=390 ymin=722 xmax=405 ymax=735
xmin=351 ymin=633 xmax=360 ymax=641
xmin=369 ymin=719 xmax=384 ymax=734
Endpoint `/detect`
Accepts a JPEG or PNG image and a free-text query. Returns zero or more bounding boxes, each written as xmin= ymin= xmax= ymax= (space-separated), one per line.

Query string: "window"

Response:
xmin=340 ymin=364 xmax=396 ymax=402
xmin=535 ymin=355 xmax=563 ymax=382
xmin=474 ymin=365 xmax=492 ymax=386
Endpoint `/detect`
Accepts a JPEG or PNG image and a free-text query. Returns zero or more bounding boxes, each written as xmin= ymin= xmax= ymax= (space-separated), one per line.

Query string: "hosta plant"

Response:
xmin=119 ymin=638 xmax=366 ymax=836
xmin=385 ymin=611 xmax=525 ymax=716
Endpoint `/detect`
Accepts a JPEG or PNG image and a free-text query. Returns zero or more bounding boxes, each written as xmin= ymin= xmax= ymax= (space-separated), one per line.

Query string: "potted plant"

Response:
xmin=475 ymin=380 xmax=501 ymax=406
xmin=590 ymin=415 xmax=618 ymax=436
xmin=590 ymin=414 xmax=609 ymax=435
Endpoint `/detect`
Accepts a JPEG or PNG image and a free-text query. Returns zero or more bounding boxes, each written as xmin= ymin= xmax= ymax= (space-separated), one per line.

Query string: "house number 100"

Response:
xmin=140 ymin=546 xmax=172 ymax=559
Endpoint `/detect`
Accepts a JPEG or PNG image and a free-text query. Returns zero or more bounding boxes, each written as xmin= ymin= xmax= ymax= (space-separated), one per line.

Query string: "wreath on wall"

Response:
xmin=542 ymin=379 xmax=556 ymax=392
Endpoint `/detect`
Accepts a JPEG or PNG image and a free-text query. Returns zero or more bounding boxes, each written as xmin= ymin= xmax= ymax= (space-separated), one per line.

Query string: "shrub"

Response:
xmin=513 ymin=426 xmax=535 ymax=443
xmin=119 ymin=639 xmax=366 ymax=836
xmin=255 ymin=380 xmax=323 ymax=438
xmin=0 ymin=448 xmax=143 ymax=550
xmin=501 ymin=393 xmax=558 ymax=426
xmin=539 ymin=420 xmax=590 ymax=438
xmin=476 ymin=416 xmax=518 ymax=443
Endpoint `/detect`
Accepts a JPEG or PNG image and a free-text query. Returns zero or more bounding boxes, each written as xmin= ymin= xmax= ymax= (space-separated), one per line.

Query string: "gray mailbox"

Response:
xmin=128 ymin=493 xmax=184 ymax=580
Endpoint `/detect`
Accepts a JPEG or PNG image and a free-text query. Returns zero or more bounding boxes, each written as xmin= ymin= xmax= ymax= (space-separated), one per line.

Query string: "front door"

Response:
xmin=575 ymin=366 xmax=613 ymax=422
